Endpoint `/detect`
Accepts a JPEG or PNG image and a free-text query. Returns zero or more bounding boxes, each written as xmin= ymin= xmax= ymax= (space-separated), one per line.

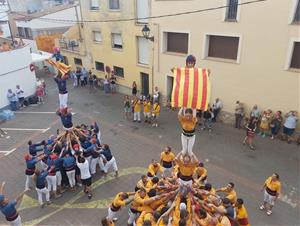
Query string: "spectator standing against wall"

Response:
xmin=234 ymin=101 xmax=244 ymax=129
xmin=212 ymin=98 xmax=223 ymax=122
xmin=16 ymin=85 xmax=25 ymax=108
xmin=6 ymin=89 xmax=18 ymax=111
xmin=282 ymin=111 xmax=298 ymax=143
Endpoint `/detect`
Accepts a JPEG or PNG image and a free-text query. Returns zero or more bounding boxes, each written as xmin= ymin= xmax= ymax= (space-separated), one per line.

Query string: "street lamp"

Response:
xmin=142 ymin=25 xmax=154 ymax=42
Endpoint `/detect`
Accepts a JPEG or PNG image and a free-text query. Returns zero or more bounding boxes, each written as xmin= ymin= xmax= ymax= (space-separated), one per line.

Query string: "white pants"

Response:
xmin=58 ymin=93 xmax=68 ymax=109
xmin=162 ymin=167 xmax=173 ymax=177
xmin=36 ymin=187 xmax=50 ymax=205
xmin=66 ymin=170 xmax=76 ymax=187
xmin=97 ymin=131 xmax=102 ymax=144
xmin=144 ymin=112 xmax=151 ymax=118
xmin=56 ymin=171 xmax=62 ymax=186
xmin=127 ymin=208 xmax=138 ymax=225
xmin=25 ymin=174 xmax=34 ymax=190
xmin=46 ymin=175 xmax=57 ymax=192
xmin=103 ymin=157 xmax=118 ymax=173
xmin=133 ymin=112 xmax=141 ymax=121
xmin=40 ymin=161 xmax=48 ymax=171
xmin=107 ymin=207 xmax=117 ymax=220
xmin=181 ymin=133 xmax=195 ymax=156
xmin=264 ymin=190 xmax=277 ymax=206
xmin=86 ymin=156 xmax=92 ymax=171
xmin=179 ymin=178 xmax=193 ymax=187
xmin=90 ymin=157 xmax=99 ymax=174
xmin=99 ymin=157 xmax=105 ymax=170
xmin=8 ymin=215 xmax=22 ymax=226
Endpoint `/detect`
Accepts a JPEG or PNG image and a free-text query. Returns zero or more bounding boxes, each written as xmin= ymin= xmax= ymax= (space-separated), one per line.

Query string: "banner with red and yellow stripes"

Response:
xmin=171 ymin=68 xmax=211 ymax=110
xmin=46 ymin=59 xmax=71 ymax=76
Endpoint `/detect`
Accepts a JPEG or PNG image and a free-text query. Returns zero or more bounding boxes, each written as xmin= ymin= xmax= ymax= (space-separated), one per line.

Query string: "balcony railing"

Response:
xmin=59 ymin=38 xmax=80 ymax=52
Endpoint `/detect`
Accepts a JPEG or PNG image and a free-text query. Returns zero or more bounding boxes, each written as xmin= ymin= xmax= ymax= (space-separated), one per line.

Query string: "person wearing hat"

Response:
xmin=24 ymin=153 xmax=44 ymax=191
xmin=46 ymin=153 xmax=63 ymax=199
xmin=0 ymin=181 xmax=26 ymax=226
xmin=47 ymin=151 xmax=65 ymax=196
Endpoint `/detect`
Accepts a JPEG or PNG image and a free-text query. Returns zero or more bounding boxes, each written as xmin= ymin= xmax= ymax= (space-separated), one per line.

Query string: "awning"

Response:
xmin=31 ymin=51 xmax=52 ymax=63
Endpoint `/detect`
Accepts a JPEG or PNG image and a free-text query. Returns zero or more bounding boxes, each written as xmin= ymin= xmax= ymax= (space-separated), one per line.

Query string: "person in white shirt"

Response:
xmin=212 ymin=98 xmax=223 ymax=122
xmin=15 ymin=85 xmax=25 ymax=108
xmin=75 ymin=155 xmax=92 ymax=199
xmin=153 ymin=86 xmax=160 ymax=104
xmin=283 ymin=111 xmax=298 ymax=143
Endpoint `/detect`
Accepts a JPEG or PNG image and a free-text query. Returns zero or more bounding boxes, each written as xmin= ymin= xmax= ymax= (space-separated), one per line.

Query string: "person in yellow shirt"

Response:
xmin=216 ymin=182 xmax=237 ymax=205
xmin=136 ymin=212 xmax=155 ymax=226
xmin=128 ymin=188 xmax=163 ymax=226
xmin=135 ymin=175 xmax=148 ymax=192
xmin=178 ymin=107 xmax=197 ymax=156
xmin=143 ymin=99 xmax=152 ymax=123
xmin=259 ymin=173 xmax=281 ymax=215
xmin=152 ymin=101 xmax=161 ymax=127
xmin=132 ymin=97 xmax=141 ymax=122
xmin=175 ymin=152 xmax=198 ymax=187
xmin=235 ymin=198 xmax=250 ymax=226
xmin=194 ymin=162 xmax=208 ymax=184
xmin=160 ymin=146 xmax=175 ymax=177
xmin=147 ymin=160 xmax=163 ymax=178
xmin=107 ymin=192 xmax=134 ymax=221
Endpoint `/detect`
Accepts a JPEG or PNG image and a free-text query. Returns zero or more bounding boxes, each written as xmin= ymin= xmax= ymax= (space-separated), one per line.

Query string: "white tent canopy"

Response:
xmin=31 ymin=51 xmax=52 ymax=63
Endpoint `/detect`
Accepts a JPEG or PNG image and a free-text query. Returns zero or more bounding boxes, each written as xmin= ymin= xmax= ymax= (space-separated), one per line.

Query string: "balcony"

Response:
xmin=59 ymin=38 xmax=80 ymax=52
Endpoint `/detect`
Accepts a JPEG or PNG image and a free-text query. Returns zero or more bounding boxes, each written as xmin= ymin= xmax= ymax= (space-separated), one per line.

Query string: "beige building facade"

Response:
xmin=60 ymin=0 xmax=153 ymax=96
xmin=150 ymin=0 xmax=300 ymax=117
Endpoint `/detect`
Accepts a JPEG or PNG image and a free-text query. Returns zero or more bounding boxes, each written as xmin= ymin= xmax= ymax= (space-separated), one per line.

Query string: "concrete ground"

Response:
xmin=0 ymin=74 xmax=299 ymax=226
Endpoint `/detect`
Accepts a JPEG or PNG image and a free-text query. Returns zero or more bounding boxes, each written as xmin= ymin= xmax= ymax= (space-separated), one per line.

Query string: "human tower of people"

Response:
xmin=0 ymin=55 xmax=281 ymax=226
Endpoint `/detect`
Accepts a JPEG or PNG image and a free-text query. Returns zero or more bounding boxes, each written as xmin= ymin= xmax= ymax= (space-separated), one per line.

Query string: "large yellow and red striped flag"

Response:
xmin=46 ymin=59 xmax=71 ymax=76
xmin=171 ymin=68 xmax=211 ymax=110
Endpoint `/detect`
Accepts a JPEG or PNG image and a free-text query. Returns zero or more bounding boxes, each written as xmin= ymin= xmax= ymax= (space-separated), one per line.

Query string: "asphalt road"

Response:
xmin=0 ymin=74 xmax=299 ymax=226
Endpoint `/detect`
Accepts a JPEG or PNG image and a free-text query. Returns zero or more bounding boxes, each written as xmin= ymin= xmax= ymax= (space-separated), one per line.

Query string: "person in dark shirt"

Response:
xmin=24 ymin=153 xmax=44 ymax=191
xmin=56 ymin=108 xmax=73 ymax=130
xmin=100 ymin=144 xmax=118 ymax=177
xmin=54 ymin=73 xmax=68 ymax=109
xmin=28 ymin=140 xmax=46 ymax=156
xmin=202 ymin=105 xmax=214 ymax=132
xmin=35 ymin=168 xmax=52 ymax=208
xmin=0 ymin=181 xmax=26 ymax=226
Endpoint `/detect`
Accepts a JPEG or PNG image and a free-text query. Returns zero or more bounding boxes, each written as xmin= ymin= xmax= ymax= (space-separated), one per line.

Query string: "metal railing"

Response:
xmin=59 ymin=38 xmax=80 ymax=52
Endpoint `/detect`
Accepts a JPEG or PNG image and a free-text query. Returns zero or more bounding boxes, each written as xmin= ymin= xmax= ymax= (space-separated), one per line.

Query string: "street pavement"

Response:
xmin=0 ymin=74 xmax=299 ymax=226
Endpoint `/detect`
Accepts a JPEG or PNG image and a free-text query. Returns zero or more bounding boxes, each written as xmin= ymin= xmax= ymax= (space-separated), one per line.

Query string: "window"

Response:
xmin=93 ymin=31 xmax=102 ymax=42
xmin=207 ymin=35 xmax=239 ymax=60
xmin=74 ymin=58 xmax=82 ymax=65
xmin=226 ymin=0 xmax=238 ymax=21
xmin=165 ymin=32 xmax=189 ymax=54
xmin=17 ymin=27 xmax=25 ymax=38
xmin=112 ymin=33 xmax=123 ymax=49
xmin=113 ymin=66 xmax=124 ymax=77
xmin=24 ymin=27 xmax=32 ymax=39
xmin=293 ymin=0 xmax=300 ymax=23
xmin=290 ymin=42 xmax=300 ymax=69
xmin=109 ymin=0 xmax=120 ymax=10
xmin=136 ymin=0 xmax=149 ymax=24
xmin=95 ymin=61 xmax=105 ymax=71
xmin=137 ymin=37 xmax=150 ymax=65
xmin=90 ymin=0 xmax=99 ymax=10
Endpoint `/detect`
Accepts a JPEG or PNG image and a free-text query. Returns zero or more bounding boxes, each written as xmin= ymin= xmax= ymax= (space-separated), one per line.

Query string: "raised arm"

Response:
xmin=0 ymin=181 xmax=5 ymax=194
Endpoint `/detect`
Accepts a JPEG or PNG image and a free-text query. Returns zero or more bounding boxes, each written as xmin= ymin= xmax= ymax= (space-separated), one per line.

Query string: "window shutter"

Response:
xmin=137 ymin=0 xmax=149 ymax=23
xmin=91 ymin=0 xmax=99 ymax=8
xmin=138 ymin=37 xmax=150 ymax=65
xmin=94 ymin=31 xmax=102 ymax=42
xmin=113 ymin=34 xmax=122 ymax=46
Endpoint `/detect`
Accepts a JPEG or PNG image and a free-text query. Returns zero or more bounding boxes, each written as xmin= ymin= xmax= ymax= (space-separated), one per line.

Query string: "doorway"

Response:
xmin=140 ymin=72 xmax=149 ymax=96
xmin=166 ymin=75 xmax=174 ymax=102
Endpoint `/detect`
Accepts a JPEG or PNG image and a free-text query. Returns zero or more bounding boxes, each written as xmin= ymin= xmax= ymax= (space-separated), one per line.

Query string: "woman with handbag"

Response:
xmin=243 ymin=117 xmax=258 ymax=150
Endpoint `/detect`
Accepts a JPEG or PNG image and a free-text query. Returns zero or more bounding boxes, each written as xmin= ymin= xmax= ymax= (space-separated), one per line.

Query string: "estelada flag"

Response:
xmin=47 ymin=59 xmax=71 ymax=76
xmin=171 ymin=68 xmax=211 ymax=110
